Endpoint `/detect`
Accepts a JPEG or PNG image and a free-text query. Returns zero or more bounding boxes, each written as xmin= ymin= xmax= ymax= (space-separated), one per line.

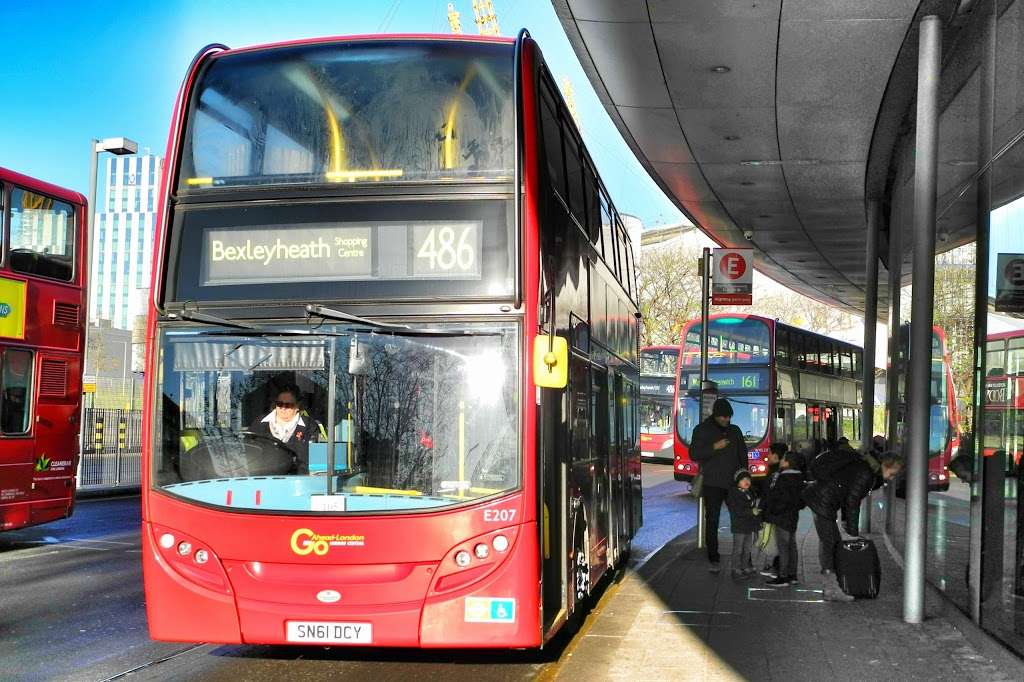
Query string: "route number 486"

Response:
xmin=416 ymin=226 xmax=475 ymax=272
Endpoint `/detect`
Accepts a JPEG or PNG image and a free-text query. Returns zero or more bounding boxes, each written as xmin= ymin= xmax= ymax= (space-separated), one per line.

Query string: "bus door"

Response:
xmin=540 ymin=351 xmax=569 ymax=632
xmin=606 ymin=372 xmax=626 ymax=567
xmin=0 ymin=347 xmax=35 ymax=528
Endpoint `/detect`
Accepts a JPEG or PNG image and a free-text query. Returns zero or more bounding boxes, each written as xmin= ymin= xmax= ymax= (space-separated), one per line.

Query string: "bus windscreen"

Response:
xmin=682 ymin=317 xmax=771 ymax=365
xmin=178 ymin=41 xmax=514 ymax=190
xmin=154 ymin=322 xmax=520 ymax=514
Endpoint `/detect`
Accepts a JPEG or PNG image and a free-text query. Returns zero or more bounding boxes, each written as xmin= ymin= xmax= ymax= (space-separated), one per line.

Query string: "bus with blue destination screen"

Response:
xmin=673 ymin=314 xmax=865 ymax=482
xmin=141 ymin=33 xmax=640 ymax=648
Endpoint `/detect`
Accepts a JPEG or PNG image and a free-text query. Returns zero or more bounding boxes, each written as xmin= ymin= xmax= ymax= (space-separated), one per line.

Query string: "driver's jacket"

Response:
xmin=247 ymin=413 xmax=325 ymax=474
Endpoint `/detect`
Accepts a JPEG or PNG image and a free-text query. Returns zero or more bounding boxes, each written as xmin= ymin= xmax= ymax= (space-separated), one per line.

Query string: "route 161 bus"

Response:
xmin=0 ymin=168 xmax=86 ymax=532
xmin=141 ymin=33 xmax=640 ymax=648
xmin=673 ymin=314 xmax=865 ymax=482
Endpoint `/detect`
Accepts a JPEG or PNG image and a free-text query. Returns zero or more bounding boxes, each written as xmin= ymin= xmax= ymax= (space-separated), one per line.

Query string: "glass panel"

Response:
xmin=681 ymin=317 xmax=771 ymax=365
xmin=776 ymin=327 xmax=790 ymax=366
xmin=539 ymin=77 xmax=566 ymax=200
xmin=8 ymin=188 xmax=75 ymax=281
xmin=640 ymin=348 xmax=678 ymax=376
xmin=563 ymin=126 xmax=585 ymax=226
xmin=639 ymin=395 xmax=672 ymax=435
xmin=154 ymin=322 xmax=520 ymax=513
xmin=179 ymin=41 xmax=514 ymax=190
xmin=1 ymin=349 xmax=32 ymax=434
xmin=791 ymin=402 xmax=809 ymax=446
xmin=988 ymin=338 xmax=1007 ymax=376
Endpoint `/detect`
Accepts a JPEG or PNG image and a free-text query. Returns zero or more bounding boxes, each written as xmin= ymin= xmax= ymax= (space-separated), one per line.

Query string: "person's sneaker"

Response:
xmin=787 ymin=576 xmax=800 ymax=585
xmin=759 ymin=566 xmax=777 ymax=577
xmin=822 ymin=572 xmax=854 ymax=602
xmin=731 ymin=568 xmax=746 ymax=579
xmin=708 ymin=561 xmax=721 ymax=574
xmin=766 ymin=576 xmax=792 ymax=587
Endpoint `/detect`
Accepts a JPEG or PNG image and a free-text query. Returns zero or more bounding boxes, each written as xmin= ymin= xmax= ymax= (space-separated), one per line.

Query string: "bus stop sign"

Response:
xmin=712 ymin=248 xmax=753 ymax=305
xmin=995 ymin=253 xmax=1024 ymax=313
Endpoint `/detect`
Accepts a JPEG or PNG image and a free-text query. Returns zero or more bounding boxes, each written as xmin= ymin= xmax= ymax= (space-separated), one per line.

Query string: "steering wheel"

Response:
xmin=178 ymin=432 xmax=297 ymax=481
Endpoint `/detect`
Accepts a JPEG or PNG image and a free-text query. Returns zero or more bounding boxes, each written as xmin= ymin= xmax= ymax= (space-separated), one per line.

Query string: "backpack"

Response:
xmin=809 ymin=448 xmax=861 ymax=482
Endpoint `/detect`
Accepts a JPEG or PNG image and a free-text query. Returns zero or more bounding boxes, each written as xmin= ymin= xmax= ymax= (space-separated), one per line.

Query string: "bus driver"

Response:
xmin=249 ymin=387 xmax=324 ymax=474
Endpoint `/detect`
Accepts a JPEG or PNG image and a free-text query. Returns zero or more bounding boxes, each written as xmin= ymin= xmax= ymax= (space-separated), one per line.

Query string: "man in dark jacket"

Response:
xmin=803 ymin=451 xmax=904 ymax=600
xmin=690 ymin=397 xmax=749 ymax=572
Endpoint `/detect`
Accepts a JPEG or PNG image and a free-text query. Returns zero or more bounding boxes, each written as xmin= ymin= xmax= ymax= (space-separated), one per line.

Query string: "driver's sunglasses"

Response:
xmin=275 ymin=401 xmax=297 ymax=408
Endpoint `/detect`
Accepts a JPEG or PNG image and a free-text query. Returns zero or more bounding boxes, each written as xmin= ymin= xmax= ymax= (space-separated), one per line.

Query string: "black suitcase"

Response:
xmin=834 ymin=538 xmax=881 ymax=598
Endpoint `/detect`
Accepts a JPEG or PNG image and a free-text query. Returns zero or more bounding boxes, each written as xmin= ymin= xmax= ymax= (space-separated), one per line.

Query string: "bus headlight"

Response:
xmin=474 ymin=543 xmax=490 ymax=559
xmin=492 ymin=535 xmax=509 ymax=552
xmin=194 ymin=549 xmax=210 ymax=564
xmin=177 ymin=541 xmax=192 ymax=556
xmin=455 ymin=550 xmax=472 ymax=567
xmin=159 ymin=533 xmax=176 ymax=549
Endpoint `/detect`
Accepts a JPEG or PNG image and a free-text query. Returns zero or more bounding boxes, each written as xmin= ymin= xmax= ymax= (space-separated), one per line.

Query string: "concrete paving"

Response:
xmin=552 ymin=504 xmax=1024 ymax=681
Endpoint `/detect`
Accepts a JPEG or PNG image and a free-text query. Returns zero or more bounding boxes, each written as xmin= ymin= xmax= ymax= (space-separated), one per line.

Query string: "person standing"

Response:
xmin=690 ymin=397 xmax=749 ymax=573
xmin=764 ymin=451 xmax=805 ymax=586
xmin=726 ymin=469 xmax=761 ymax=578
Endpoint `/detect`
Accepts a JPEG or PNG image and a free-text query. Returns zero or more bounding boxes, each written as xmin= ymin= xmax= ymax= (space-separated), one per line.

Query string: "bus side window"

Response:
xmin=1 ymin=349 xmax=33 ymax=434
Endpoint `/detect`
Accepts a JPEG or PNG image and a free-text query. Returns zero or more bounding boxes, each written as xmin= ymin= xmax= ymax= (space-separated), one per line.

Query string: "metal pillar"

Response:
xmin=697 ymin=247 xmax=711 ymax=550
xmin=968 ymin=0 xmax=997 ymax=624
xmin=904 ymin=14 xmax=942 ymax=625
xmin=861 ymin=201 xmax=881 ymax=533
xmin=884 ymin=197 xmax=903 ymax=535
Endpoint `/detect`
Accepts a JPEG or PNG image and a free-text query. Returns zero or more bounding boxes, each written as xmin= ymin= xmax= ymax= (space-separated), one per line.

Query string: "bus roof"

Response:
xmin=987 ymin=329 xmax=1024 ymax=343
xmin=0 ymin=167 xmax=86 ymax=206
xmin=214 ymin=33 xmax=516 ymax=59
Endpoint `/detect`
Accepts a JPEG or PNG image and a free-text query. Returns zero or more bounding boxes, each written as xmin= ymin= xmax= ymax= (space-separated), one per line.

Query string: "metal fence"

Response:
xmin=78 ymin=408 xmax=143 ymax=490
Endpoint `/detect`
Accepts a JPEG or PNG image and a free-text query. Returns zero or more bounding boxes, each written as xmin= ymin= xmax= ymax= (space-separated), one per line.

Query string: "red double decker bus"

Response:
xmin=892 ymin=325 xmax=960 ymax=490
xmin=639 ymin=346 xmax=677 ymax=463
xmin=0 ymin=168 xmax=86 ymax=531
xmin=673 ymin=314 xmax=865 ymax=482
xmin=141 ymin=34 xmax=641 ymax=648
xmin=982 ymin=330 xmax=1024 ymax=467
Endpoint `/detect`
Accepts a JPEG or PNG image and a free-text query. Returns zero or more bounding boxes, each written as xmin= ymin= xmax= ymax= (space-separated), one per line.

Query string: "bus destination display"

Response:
xmin=685 ymin=368 xmax=767 ymax=391
xmin=200 ymin=221 xmax=481 ymax=286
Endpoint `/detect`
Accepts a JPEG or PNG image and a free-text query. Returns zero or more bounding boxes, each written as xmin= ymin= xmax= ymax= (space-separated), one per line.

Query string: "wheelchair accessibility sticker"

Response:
xmin=464 ymin=597 xmax=516 ymax=623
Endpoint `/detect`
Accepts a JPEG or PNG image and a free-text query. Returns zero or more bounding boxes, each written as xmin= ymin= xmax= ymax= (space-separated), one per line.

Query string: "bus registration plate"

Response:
xmin=286 ymin=621 xmax=372 ymax=644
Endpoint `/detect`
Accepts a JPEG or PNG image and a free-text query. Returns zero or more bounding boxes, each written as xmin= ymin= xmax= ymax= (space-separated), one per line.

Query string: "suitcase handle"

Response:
xmin=844 ymin=539 xmax=869 ymax=551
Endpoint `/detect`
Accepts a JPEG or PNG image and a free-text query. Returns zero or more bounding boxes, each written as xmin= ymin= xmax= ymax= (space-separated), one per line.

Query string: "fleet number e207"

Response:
xmin=484 ymin=509 xmax=516 ymax=522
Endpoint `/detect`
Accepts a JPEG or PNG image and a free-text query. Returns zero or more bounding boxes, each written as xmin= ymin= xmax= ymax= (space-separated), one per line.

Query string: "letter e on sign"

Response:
xmin=996 ymin=253 xmax=1024 ymax=313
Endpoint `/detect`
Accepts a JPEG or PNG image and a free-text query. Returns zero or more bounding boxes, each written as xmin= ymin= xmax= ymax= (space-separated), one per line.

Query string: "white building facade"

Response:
xmin=90 ymin=153 xmax=162 ymax=329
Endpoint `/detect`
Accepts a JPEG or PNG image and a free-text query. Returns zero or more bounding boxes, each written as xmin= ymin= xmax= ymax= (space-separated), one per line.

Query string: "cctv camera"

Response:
xmin=743 ymin=230 xmax=754 ymax=240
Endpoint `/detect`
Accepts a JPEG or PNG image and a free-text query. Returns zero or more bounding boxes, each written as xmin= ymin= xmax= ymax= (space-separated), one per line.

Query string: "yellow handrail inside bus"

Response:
xmin=348 ymin=486 xmax=423 ymax=497
xmin=442 ymin=63 xmax=478 ymax=170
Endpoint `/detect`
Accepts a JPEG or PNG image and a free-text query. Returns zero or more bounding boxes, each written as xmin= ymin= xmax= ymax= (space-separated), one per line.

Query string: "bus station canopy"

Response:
xmin=553 ymin=0 xmax=927 ymax=315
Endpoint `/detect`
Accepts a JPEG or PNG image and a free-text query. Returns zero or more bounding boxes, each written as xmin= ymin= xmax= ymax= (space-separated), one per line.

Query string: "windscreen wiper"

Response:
xmin=169 ymin=309 xmax=311 ymax=335
xmin=305 ymin=304 xmax=500 ymax=337
xmin=305 ymin=305 xmax=410 ymax=330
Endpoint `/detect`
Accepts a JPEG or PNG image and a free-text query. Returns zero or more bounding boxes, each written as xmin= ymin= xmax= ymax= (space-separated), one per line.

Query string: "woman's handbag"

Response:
xmin=691 ymin=472 xmax=704 ymax=498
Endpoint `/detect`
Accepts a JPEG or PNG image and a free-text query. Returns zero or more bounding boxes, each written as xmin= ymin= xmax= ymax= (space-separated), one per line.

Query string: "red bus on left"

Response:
xmin=0 ymin=167 xmax=87 ymax=532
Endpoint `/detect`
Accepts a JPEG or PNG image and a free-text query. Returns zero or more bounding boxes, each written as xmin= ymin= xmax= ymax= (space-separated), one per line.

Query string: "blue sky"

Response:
xmin=0 ymin=0 xmax=684 ymax=228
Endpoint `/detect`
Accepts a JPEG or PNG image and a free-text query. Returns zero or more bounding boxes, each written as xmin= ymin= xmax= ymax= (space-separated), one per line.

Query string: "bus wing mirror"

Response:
xmin=348 ymin=338 xmax=372 ymax=376
xmin=533 ymin=335 xmax=567 ymax=389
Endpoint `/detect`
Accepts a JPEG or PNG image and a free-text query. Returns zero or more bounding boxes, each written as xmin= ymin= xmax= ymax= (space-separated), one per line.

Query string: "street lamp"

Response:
xmin=87 ymin=136 xmax=138 ymax=327
xmin=80 ymin=138 xmax=138 ymax=483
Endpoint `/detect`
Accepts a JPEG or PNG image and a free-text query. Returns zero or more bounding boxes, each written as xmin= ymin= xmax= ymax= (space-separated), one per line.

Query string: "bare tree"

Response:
xmin=635 ymin=244 xmax=702 ymax=346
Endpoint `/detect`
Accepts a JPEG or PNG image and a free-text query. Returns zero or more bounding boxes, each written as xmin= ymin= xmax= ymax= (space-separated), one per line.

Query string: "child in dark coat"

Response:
xmin=764 ymin=451 xmax=805 ymax=586
xmin=726 ymin=469 xmax=761 ymax=578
